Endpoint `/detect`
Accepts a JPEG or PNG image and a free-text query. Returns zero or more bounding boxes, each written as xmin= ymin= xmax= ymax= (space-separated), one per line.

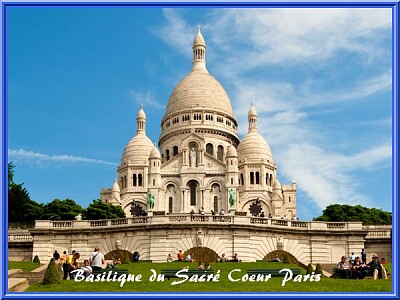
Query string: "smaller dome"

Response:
xmin=150 ymin=144 xmax=161 ymax=159
xmin=273 ymin=179 xmax=281 ymax=190
xmin=121 ymin=133 xmax=153 ymax=165
xmin=112 ymin=180 xmax=120 ymax=192
xmin=237 ymin=132 xmax=273 ymax=163
xmin=226 ymin=145 xmax=237 ymax=157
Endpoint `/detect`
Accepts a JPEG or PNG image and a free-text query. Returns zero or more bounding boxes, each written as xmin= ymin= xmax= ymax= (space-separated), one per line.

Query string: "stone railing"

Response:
xmin=8 ymin=230 xmax=33 ymax=242
xmin=31 ymin=216 xmax=371 ymax=232
xmin=363 ymin=225 xmax=392 ymax=239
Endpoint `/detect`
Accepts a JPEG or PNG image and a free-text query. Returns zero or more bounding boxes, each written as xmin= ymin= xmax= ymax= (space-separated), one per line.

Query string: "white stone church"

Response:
xmin=100 ymin=28 xmax=297 ymax=219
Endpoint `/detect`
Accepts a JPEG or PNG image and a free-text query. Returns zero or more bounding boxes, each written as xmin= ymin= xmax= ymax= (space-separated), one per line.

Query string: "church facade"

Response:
xmin=100 ymin=28 xmax=297 ymax=219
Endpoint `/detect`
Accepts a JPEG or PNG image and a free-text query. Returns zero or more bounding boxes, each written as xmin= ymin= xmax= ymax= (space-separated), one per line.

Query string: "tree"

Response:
xmin=306 ymin=263 xmax=314 ymax=275
xmin=83 ymin=199 xmax=126 ymax=220
xmin=42 ymin=258 xmax=61 ymax=285
xmin=313 ymin=204 xmax=392 ymax=225
xmin=33 ymin=255 xmax=40 ymax=264
xmin=315 ymin=263 xmax=323 ymax=275
xmin=8 ymin=162 xmax=44 ymax=226
xmin=42 ymin=199 xmax=83 ymax=220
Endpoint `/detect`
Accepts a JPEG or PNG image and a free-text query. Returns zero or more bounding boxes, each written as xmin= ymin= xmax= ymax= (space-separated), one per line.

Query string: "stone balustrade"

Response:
xmin=8 ymin=230 xmax=33 ymax=242
xmin=363 ymin=225 xmax=392 ymax=238
xmin=30 ymin=215 xmax=371 ymax=231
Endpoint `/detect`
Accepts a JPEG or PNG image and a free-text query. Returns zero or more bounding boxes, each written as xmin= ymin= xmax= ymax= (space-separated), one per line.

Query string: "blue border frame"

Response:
xmin=1 ymin=1 xmax=398 ymax=299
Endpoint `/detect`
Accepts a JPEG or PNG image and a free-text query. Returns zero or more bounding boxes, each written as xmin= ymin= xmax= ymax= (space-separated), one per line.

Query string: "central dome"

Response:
xmin=163 ymin=27 xmax=234 ymax=120
xmin=165 ymin=70 xmax=234 ymax=117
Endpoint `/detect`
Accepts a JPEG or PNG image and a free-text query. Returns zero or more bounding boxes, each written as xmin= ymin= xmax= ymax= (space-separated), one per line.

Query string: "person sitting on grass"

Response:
xmin=271 ymin=255 xmax=281 ymax=262
xmin=185 ymin=254 xmax=193 ymax=262
xmin=337 ymin=256 xmax=352 ymax=279
xmin=177 ymin=250 xmax=184 ymax=261
xmin=204 ymin=262 xmax=211 ymax=269
xmin=80 ymin=259 xmax=92 ymax=278
xmin=197 ymin=261 xmax=204 ymax=269
xmin=218 ymin=253 xmax=227 ymax=263
xmin=367 ymin=255 xmax=388 ymax=280
xmin=351 ymin=256 xmax=368 ymax=279
xmin=167 ymin=253 xmax=174 ymax=263
xmin=232 ymin=253 xmax=240 ymax=262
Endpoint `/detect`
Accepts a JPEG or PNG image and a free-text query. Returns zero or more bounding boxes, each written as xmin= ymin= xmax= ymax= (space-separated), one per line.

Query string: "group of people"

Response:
xmin=337 ymin=250 xmax=388 ymax=280
xmin=53 ymin=247 xmax=106 ymax=280
xmin=168 ymin=251 xmax=240 ymax=263
xmin=190 ymin=208 xmax=230 ymax=221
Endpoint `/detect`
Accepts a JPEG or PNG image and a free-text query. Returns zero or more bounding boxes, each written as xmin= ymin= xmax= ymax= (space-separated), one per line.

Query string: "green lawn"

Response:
xmin=8 ymin=261 xmax=42 ymax=272
xmin=26 ymin=261 xmax=392 ymax=293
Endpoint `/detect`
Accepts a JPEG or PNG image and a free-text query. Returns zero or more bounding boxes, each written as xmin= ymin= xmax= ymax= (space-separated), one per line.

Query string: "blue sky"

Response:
xmin=5 ymin=6 xmax=393 ymax=221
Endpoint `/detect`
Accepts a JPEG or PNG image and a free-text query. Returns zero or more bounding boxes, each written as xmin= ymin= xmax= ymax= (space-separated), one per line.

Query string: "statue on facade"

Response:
xmin=147 ymin=191 xmax=155 ymax=209
xmin=197 ymin=230 xmax=204 ymax=247
xmin=229 ymin=189 xmax=236 ymax=207
xmin=190 ymin=147 xmax=196 ymax=167
xmin=115 ymin=238 xmax=122 ymax=250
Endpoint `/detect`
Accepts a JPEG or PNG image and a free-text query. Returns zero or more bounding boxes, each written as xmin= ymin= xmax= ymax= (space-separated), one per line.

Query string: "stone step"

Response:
xmin=8 ymin=278 xmax=29 ymax=292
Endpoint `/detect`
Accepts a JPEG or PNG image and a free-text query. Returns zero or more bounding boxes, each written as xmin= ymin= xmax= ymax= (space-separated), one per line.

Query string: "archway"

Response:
xmin=184 ymin=247 xmax=219 ymax=263
xmin=105 ymin=249 xmax=133 ymax=262
xmin=263 ymin=250 xmax=306 ymax=268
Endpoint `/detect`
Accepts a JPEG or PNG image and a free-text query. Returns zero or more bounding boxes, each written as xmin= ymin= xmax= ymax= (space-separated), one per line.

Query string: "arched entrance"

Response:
xmin=105 ymin=249 xmax=133 ymax=262
xmin=263 ymin=250 xmax=306 ymax=268
xmin=184 ymin=247 xmax=219 ymax=263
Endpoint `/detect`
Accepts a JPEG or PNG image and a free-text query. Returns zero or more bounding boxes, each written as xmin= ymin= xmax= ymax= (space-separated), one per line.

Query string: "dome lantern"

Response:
xmin=136 ymin=104 xmax=146 ymax=134
xmin=248 ymin=102 xmax=258 ymax=133
xmin=192 ymin=25 xmax=207 ymax=72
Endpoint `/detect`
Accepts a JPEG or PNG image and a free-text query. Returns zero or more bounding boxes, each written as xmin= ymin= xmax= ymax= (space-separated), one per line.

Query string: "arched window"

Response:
xmin=289 ymin=196 xmax=291 ymax=202
xmin=206 ymin=143 xmax=214 ymax=156
xmin=189 ymin=181 xmax=197 ymax=206
xmin=231 ymin=178 xmax=233 ymax=185
xmin=269 ymin=174 xmax=273 ymax=186
xmin=217 ymin=145 xmax=224 ymax=161
xmin=169 ymin=197 xmax=173 ymax=214
xmin=120 ymin=177 xmax=124 ymax=188
xmin=214 ymin=196 xmax=218 ymax=213
xmin=240 ymin=174 xmax=244 ymax=186
xmin=138 ymin=174 xmax=143 ymax=186
xmin=255 ymin=172 xmax=260 ymax=184
xmin=124 ymin=176 xmax=127 ymax=188
xmin=173 ymin=146 xmax=178 ymax=156
xmin=250 ymin=172 xmax=254 ymax=184
xmin=266 ymin=173 xmax=268 ymax=186
xmin=133 ymin=174 xmax=137 ymax=186
xmin=153 ymin=179 xmax=155 ymax=186
xmin=166 ymin=150 xmax=170 ymax=161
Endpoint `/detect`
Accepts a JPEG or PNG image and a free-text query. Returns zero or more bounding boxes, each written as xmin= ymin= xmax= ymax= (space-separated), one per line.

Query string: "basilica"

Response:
xmin=100 ymin=28 xmax=297 ymax=219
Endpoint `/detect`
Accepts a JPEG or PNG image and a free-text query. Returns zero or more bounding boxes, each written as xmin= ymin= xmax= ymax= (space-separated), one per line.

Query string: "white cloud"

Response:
xmin=153 ymin=9 xmax=193 ymax=54
xmin=209 ymin=8 xmax=391 ymax=70
xmin=8 ymin=149 xmax=118 ymax=166
xmin=278 ymin=143 xmax=391 ymax=210
xmin=154 ymin=8 xmax=392 ymax=216
xmin=129 ymin=89 xmax=164 ymax=109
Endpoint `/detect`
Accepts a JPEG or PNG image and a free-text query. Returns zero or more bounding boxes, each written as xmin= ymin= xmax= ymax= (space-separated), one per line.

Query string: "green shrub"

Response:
xmin=315 ymin=263 xmax=323 ymax=275
xmin=42 ymin=258 xmax=61 ymax=285
xmin=306 ymin=263 xmax=314 ymax=274
xmin=33 ymin=255 xmax=40 ymax=264
xmin=123 ymin=251 xmax=130 ymax=264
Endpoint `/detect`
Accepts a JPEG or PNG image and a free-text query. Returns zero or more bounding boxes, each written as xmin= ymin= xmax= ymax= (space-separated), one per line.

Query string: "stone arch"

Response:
xmin=263 ymin=250 xmax=306 ymax=268
xmin=104 ymin=249 xmax=133 ymax=262
xmin=240 ymin=197 xmax=271 ymax=215
xmin=184 ymin=247 xmax=219 ymax=263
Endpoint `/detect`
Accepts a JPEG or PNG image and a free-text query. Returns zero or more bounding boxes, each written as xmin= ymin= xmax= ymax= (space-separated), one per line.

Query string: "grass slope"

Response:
xmin=8 ymin=261 xmax=42 ymax=272
xmin=26 ymin=261 xmax=392 ymax=293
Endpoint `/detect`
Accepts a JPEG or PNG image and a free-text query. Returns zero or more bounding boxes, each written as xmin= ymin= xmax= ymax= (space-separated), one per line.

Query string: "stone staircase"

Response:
xmin=8 ymin=263 xmax=49 ymax=292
